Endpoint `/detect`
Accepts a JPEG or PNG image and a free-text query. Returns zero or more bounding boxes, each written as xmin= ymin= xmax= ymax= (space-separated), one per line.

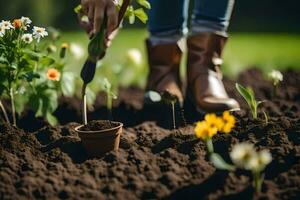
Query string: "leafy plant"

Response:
xmin=103 ymin=78 xmax=117 ymax=120
xmin=235 ymin=83 xmax=264 ymax=119
xmin=0 ymin=18 xmax=76 ymax=126
xmin=0 ymin=17 xmax=54 ymax=126
xmin=194 ymin=111 xmax=236 ymax=171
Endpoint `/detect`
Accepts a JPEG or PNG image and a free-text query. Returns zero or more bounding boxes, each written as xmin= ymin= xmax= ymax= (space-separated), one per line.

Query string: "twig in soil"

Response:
xmin=0 ymin=100 xmax=10 ymax=124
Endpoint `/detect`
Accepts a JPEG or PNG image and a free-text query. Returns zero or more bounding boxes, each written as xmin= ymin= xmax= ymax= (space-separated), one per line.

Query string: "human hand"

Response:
xmin=79 ymin=0 xmax=119 ymax=46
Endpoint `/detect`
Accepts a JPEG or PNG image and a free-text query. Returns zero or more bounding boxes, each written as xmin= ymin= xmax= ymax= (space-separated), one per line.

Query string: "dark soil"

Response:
xmin=1 ymin=68 xmax=300 ymax=200
xmin=79 ymin=120 xmax=121 ymax=132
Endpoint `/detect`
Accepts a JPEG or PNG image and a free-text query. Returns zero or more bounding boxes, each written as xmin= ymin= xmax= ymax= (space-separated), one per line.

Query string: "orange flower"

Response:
xmin=47 ymin=68 xmax=60 ymax=81
xmin=13 ymin=19 xmax=22 ymax=29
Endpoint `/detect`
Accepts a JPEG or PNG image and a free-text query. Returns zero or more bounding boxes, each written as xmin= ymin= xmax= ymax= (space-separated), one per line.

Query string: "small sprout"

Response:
xmin=230 ymin=142 xmax=272 ymax=193
xmin=268 ymin=70 xmax=283 ymax=98
xmin=103 ymin=78 xmax=117 ymax=119
xmin=162 ymin=91 xmax=178 ymax=129
xmin=235 ymin=83 xmax=264 ymax=119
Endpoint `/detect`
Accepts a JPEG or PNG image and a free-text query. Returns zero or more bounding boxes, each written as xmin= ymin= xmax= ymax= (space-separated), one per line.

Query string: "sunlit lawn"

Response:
xmin=60 ymin=29 xmax=300 ymax=85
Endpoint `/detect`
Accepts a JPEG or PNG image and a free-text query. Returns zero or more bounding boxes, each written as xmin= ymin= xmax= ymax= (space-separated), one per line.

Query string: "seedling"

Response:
xmin=235 ymin=83 xmax=265 ymax=119
xmin=103 ymin=78 xmax=117 ymax=120
xmin=268 ymin=69 xmax=283 ymax=98
xmin=162 ymin=91 xmax=178 ymax=130
xmin=194 ymin=112 xmax=236 ymax=171
xmin=230 ymin=142 xmax=272 ymax=193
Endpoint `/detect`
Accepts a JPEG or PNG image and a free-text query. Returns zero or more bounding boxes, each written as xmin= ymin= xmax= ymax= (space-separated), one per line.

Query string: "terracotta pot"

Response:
xmin=75 ymin=121 xmax=123 ymax=157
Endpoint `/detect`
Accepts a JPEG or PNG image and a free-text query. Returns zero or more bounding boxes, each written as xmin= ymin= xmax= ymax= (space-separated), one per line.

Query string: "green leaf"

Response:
xmin=14 ymin=93 xmax=28 ymax=115
xmin=20 ymin=72 xmax=40 ymax=82
xmin=134 ymin=8 xmax=148 ymax=23
xmin=39 ymin=56 xmax=55 ymax=67
xmin=46 ymin=112 xmax=58 ymax=126
xmin=61 ymin=72 xmax=76 ymax=97
xmin=74 ymin=4 xmax=83 ymax=14
xmin=137 ymin=0 xmax=151 ymax=9
xmin=236 ymin=83 xmax=253 ymax=106
xmin=210 ymin=153 xmax=236 ymax=171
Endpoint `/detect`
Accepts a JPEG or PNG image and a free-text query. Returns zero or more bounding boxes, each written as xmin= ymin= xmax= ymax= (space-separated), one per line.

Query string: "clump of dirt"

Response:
xmin=0 ymin=68 xmax=300 ymax=200
xmin=79 ymin=120 xmax=121 ymax=132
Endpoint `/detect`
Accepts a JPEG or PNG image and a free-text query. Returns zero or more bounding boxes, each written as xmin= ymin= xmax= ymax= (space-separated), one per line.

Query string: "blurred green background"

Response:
xmin=1 ymin=0 xmax=300 ymax=89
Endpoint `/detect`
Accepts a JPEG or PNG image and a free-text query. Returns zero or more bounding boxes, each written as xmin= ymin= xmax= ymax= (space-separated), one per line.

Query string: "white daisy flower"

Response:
xmin=268 ymin=69 xmax=283 ymax=86
xmin=247 ymin=149 xmax=272 ymax=172
xmin=21 ymin=34 xmax=33 ymax=44
xmin=32 ymin=26 xmax=48 ymax=43
xmin=0 ymin=20 xmax=14 ymax=30
xmin=0 ymin=26 xmax=5 ymax=37
xmin=126 ymin=48 xmax=142 ymax=66
xmin=70 ymin=43 xmax=85 ymax=60
xmin=20 ymin=16 xmax=32 ymax=30
xmin=230 ymin=142 xmax=256 ymax=168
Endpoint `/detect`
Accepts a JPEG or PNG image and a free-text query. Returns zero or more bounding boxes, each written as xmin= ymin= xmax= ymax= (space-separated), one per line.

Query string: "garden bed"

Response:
xmin=1 ymin=68 xmax=300 ymax=200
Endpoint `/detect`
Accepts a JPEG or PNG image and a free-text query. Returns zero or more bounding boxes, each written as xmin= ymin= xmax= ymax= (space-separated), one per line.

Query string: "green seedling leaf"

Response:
xmin=74 ymin=5 xmax=83 ymax=14
xmin=46 ymin=112 xmax=58 ymax=126
xmin=137 ymin=0 xmax=151 ymax=9
xmin=235 ymin=83 xmax=253 ymax=107
xmin=134 ymin=8 xmax=148 ymax=23
xmin=210 ymin=153 xmax=236 ymax=171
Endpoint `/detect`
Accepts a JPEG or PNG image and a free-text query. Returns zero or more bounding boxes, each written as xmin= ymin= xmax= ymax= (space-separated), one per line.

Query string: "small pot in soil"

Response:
xmin=75 ymin=120 xmax=123 ymax=157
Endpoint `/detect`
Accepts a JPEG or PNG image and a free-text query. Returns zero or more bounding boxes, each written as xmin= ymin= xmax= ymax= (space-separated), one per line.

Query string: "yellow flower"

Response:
xmin=205 ymin=113 xmax=224 ymax=132
xmin=194 ymin=121 xmax=218 ymax=141
xmin=221 ymin=111 xmax=236 ymax=133
xmin=47 ymin=68 xmax=60 ymax=81
xmin=61 ymin=43 xmax=69 ymax=49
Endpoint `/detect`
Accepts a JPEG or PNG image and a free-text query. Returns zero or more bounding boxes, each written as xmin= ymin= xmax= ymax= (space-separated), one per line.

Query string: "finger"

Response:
xmin=93 ymin=4 xmax=105 ymax=35
xmin=106 ymin=3 xmax=118 ymax=38
xmin=88 ymin=6 xmax=95 ymax=24
xmin=77 ymin=13 xmax=93 ymax=36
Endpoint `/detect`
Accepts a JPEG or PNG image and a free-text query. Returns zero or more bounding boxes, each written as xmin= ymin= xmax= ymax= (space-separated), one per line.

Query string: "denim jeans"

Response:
xmin=148 ymin=0 xmax=235 ymax=43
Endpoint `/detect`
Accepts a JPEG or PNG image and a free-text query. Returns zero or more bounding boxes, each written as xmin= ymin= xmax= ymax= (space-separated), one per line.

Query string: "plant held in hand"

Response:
xmin=235 ymin=83 xmax=265 ymax=119
xmin=103 ymin=78 xmax=117 ymax=120
xmin=75 ymin=0 xmax=150 ymax=125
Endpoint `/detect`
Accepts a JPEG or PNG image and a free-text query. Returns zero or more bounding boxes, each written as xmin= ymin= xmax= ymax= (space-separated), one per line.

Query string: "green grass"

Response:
xmin=60 ymin=29 xmax=300 ymax=87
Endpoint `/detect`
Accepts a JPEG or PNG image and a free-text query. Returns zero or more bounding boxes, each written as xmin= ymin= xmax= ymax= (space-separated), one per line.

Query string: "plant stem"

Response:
xmin=206 ymin=139 xmax=214 ymax=154
xmin=253 ymin=171 xmax=263 ymax=193
xmin=0 ymin=100 xmax=10 ymax=124
xmin=107 ymin=94 xmax=113 ymax=121
xmin=9 ymin=87 xmax=16 ymax=126
xmin=171 ymin=101 xmax=176 ymax=130
xmin=82 ymin=84 xmax=88 ymax=125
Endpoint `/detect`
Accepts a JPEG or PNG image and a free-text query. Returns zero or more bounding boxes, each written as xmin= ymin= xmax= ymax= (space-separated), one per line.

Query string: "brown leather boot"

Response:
xmin=187 ymin=33 xmax=239 ymax=112
xmin=145 ymin=39 xmax=183 ymax=105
